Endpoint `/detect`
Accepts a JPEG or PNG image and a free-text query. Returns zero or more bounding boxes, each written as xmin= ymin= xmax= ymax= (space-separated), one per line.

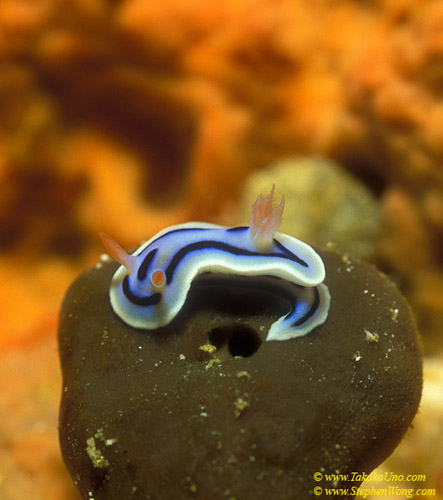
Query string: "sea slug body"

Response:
xmin=101 ymin=187 xmax=330 ymax=341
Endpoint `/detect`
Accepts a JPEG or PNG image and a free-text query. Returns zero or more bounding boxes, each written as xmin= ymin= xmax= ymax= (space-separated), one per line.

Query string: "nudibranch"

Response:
xmin=101 ymin=187 xmax=330 ymax=341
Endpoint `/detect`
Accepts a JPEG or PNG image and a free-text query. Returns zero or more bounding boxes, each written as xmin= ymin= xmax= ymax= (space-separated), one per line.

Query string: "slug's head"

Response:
xmin=249 ymin=185 xmax=285 ymax=253
xmin=100 ymin=232 xmax=166 ymax=292
xmin=150 ymin=269 xmax=166 ymax=290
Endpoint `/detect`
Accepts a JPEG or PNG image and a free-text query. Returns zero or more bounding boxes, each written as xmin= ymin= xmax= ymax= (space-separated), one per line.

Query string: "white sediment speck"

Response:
xmin=365 ymin=329 xmax=379 ymax=343
xmin=390 ymin=307 xmax=399 ymax=322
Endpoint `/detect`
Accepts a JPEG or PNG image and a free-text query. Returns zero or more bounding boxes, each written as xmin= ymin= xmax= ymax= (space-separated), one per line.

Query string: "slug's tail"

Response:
xmin=100 ymin=232 xmax=136 ymax=273
xmin=249 ymin=185 xmax=285 ymax=253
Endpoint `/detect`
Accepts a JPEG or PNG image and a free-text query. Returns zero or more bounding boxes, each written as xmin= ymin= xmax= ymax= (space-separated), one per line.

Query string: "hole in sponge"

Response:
xmin=208 ymin=325 xmax=262 ymax=358
xmin=229 ymin=329 xmax=261 ymax=357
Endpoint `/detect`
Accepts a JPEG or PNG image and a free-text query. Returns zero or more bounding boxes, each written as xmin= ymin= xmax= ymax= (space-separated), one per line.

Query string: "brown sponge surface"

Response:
xmin=59 ymin=250 xmax=422 ymax=499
